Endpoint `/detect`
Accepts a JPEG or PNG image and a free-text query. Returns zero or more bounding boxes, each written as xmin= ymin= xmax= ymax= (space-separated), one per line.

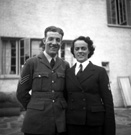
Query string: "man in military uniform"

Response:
xmin=17 ymin=26 xmax=70 ymax=135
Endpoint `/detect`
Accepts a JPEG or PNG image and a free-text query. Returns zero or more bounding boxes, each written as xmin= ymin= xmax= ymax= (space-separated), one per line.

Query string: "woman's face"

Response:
xmin=74 ymin=40 xmax=90 ymax=63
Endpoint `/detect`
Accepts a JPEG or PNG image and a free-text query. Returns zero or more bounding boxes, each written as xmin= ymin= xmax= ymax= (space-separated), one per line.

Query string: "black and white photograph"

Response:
xmin=0 ymin=0 xmax=131 ymax=135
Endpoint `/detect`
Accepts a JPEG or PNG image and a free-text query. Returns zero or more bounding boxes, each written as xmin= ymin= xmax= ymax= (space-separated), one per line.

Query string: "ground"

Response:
xmin=0 ymin=108 xmax=131 ymax=135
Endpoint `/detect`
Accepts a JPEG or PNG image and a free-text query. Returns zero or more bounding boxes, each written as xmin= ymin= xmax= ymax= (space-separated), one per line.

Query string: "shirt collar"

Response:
xmin=43 ymin=51 xmax=57 ymax=63
xmin=76 ymin=59 xmax=89 ymax=71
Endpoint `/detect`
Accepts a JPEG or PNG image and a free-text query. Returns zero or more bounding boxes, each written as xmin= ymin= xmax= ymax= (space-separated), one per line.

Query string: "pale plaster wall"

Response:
xmin=0 ymin=80 xmax=18 ymax=93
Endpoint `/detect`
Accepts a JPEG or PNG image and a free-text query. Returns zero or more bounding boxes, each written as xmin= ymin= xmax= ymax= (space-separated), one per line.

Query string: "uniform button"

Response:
xmin=71 ymin=99 xmax=74 ymax=102
xmin=83 ymin=107 xmax=86 ymax=110
xmin=83 ymin=98 xmax=86 ymax=101
xmin=38 ymin=75 xmax=41 ymax=77
xmin=52 ymin=90 xmax=55 ymax=92
xmin=52 ymin=70 xmax=54 ymax=73
xmin=52 ymin=100 xmax=55 ymax=102
xmin=52 ymin=80 xmax=55 ymax=83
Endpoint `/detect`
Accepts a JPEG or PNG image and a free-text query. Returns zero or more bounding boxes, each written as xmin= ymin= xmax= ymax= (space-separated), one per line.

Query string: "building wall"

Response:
xmin=0 ymin=0 xmax=131 ymax=107
xmin=0 ymin=80 xmax=18 ymax=93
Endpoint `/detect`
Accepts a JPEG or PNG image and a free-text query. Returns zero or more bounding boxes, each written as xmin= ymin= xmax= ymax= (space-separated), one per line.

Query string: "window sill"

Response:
xmin=107 ymin=24 xmax=131 ymax=29
xmin=0 ymin=75 xmax=20 ymax=79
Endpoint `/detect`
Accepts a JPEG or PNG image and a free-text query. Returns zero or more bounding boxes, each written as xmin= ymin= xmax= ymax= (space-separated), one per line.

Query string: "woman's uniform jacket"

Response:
xmin=16 ymin=52 xmax=69 ymax=134
xmin=66 ymin=61 xmax=116 ymax=135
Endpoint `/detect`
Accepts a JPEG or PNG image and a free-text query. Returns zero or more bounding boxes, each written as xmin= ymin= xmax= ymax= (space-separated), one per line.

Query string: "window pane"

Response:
xmin=11 ymin=41 xmax=16 ymax=48
xmin=20 ymin=57 xmax=24 ymax=65
xmin=31 ymin=40 xmax=42 ymax=57
xmin=61 ymin=43 xmax=65 ymax=59
xmin=11 ymin=41 xmax=16 ymax=74
xmin=11 ymin=49 xmax=16 ymax=56
xmin=126 ymin=0 xmax=131 ymax=25
xmin=123 ymin=0 xmax=126 ymax=21
xmin=117 ymin=0 xmax=127 ymax=24
xmin=11 ymin=58 xmax=16 ymax=65
xmin=19 ymin=39 xmax=30 ymax=71
xmin=2 ymin=39 xmax=18 ymax=75
xmin=111 ymin=0 xmax=117 ymax=24
xmin=20 ymin=40 xmax=25 ymax=67
xmin=20 ymin=48 xmax=24 ymax=56
xmin=11 ymin=66 xmax=16 ymax=74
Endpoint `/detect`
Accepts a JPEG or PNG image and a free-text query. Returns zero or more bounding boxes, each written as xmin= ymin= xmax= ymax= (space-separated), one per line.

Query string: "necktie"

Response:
xmin=77 ymin=64 xmax=83 ymax=78
xmin=50 ymin=58 xmax=55 ymax=68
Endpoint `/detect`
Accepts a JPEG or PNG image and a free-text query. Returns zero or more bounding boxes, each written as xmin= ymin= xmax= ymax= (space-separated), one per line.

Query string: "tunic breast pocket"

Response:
xmin=32 ymin=73 xmax=49 ymax=91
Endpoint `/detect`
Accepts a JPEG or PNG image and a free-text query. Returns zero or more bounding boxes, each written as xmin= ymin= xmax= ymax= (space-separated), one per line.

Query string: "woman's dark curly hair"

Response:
xmin=71 ymin=36 xmax=95 ymax=58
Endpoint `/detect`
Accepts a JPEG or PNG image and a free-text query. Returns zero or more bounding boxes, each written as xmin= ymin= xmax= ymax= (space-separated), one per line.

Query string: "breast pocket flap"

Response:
xmin=57 ymin=73 xmax=65 ymax=78
xmin=33 ymin=73 xmax=49 ymax=79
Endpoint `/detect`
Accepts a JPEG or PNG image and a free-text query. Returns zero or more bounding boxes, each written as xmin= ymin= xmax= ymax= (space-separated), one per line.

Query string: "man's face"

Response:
xmin=44 ymin=31 xmax=62 ymax=57
xmin=74 ymin=40 xmax=90 ymax=63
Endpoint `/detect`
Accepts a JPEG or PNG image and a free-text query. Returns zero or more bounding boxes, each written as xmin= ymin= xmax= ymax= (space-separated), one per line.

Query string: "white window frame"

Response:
xmin=0 ymin=37 xmax=42 ymax=78
xmin=107 ymin=0 xmax=131 ymax=28
xmin=0 ymin=38 xmax=73 ymax=78
xmin=0 ymin=38 xmax=20 ymax=78
xmin=0 ymin=37 xmax=31 ymax=78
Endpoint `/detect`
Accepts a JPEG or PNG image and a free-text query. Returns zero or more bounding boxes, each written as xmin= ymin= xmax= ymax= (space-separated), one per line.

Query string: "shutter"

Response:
xmin=106 ymin=0 xmax=111 ymax=24
xmin=126 ymin=0 xmax=131 ymax=25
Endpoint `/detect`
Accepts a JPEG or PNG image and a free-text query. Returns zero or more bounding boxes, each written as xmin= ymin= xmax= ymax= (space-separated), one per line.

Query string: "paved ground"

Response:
xmin=0 ymin=108 xmax=131 ymax=135
xmin=115 ymin=108 xmax=131 ymax=135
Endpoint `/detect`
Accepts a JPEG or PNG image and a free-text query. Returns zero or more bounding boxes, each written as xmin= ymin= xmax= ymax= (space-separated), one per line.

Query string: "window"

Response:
xmin=0 ymin=37 xmax=43 ymax=76
xmin=1 ymin=38 xmax=30 ymax=76
xmin=10 ymin=40 xmax=17 ymax=74
xmin=107 ymin=0 xmax=131 ymax=26
xmin=0 ymin=37 xmax=72 ymax=77
xmin=60 ymin=42 xmax=65 ymax=60
xmin=62 ymin=40 xmax=73 ymax=66
xmin=1 ymin=38 xmax=19 ymax=75
xmin=31 ymin=39 xmax=42 ymax=57
xmin=19 ymin=39 xmax=30 ymax=69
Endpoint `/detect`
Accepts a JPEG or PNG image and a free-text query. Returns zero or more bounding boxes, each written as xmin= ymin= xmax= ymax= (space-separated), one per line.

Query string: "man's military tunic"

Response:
xmin=17 ymin=52 xmax=69 ymax=134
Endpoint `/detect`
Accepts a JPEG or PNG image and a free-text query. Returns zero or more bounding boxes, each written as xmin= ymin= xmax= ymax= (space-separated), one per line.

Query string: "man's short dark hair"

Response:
xmin=44 ymin=26 xmax=64 ymax=38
